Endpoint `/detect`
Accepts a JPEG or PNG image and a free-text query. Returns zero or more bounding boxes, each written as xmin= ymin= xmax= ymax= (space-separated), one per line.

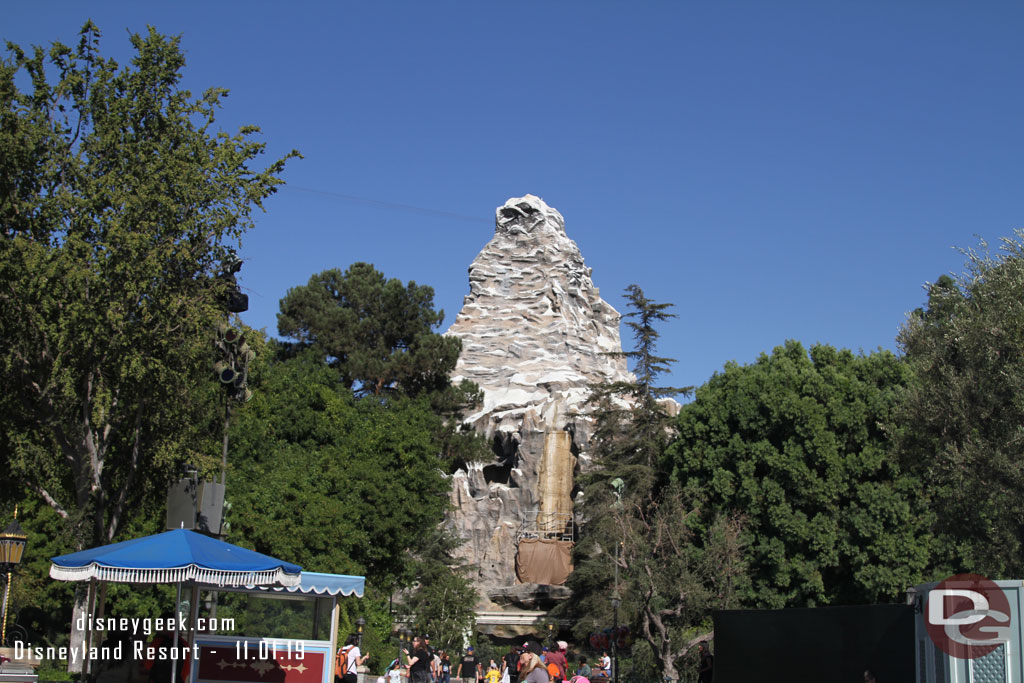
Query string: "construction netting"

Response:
xmin=515 ymin=538 xmax=573 ymax=585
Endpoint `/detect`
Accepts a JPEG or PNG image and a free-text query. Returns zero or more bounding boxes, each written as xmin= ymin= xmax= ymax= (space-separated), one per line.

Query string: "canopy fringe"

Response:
xmin=49 ymin=563 xmax=301 ymax=587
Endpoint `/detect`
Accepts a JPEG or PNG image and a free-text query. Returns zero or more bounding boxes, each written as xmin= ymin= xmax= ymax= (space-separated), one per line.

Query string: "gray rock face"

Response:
xmin=446 ymin=195 xmax=632 ymax=612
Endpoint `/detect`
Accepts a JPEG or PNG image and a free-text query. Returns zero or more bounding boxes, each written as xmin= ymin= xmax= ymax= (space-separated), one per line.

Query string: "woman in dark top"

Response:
xmin=502 ymin=647 xmax=519 ymax=683
xmin=405 ymin=636 xmax=432 ymax=683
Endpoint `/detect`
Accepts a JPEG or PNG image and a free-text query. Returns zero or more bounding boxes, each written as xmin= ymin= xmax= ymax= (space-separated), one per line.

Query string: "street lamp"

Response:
xmin=355 ymin=617 xmax=366 ymax=648
xmin=400 ymin=628 xmax=414 ymax=673
xmin=396 ymin=628 xmax=407 ymax=674
xmin=608 ymin=478 xmax=624 ymax=683
xmin=0 ymin=512 xmax=28 ymax=647
xmin=546 ymin=621 xmax=554 ymax=644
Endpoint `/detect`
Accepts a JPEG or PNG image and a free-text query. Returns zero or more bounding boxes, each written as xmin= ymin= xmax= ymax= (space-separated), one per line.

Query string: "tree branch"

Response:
xmin=107 ymin=402 xmax=143 ymax=541
xmin=32 ymin=483 xmax=70 ymax=519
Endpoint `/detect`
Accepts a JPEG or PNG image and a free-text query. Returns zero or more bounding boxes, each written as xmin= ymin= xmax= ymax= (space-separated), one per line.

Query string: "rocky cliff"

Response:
xmin=446 ymin=195 xmax=632 ymax=621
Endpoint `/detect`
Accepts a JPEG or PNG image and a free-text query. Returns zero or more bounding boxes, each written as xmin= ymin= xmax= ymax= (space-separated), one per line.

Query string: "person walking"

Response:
xmin=457 ymin=646 xmax=480 ymax=683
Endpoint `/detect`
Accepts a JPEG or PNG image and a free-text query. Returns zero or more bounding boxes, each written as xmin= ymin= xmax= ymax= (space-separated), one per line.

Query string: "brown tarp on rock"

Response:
xmin=515 ymin=538 xmax=573 ymax=585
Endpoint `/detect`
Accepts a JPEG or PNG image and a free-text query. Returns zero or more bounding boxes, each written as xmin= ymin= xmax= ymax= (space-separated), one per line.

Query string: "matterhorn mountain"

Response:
xmin=446 ymin=194 xmax=632 ymax=633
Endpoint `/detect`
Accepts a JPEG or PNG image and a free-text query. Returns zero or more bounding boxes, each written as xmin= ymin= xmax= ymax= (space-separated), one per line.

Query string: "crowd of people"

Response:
xmin=356 ymin=637 xmax=622 ymax=683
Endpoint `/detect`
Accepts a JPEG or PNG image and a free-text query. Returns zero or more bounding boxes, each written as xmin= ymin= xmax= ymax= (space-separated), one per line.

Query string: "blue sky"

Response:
xmin=7 ymin=3 xmax=1024 ymax=390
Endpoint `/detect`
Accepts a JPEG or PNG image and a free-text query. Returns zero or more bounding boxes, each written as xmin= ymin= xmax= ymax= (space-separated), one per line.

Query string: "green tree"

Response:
xmin=277 ymin=262 xmax=487 ymax=469
xmin=567 ymin=286 xmax=740 ymax=683
xmin=226 ymin=348 xmax=453 ymax=587
xmin=895 ymin=234 xmax=1024 ymax=578
xmin=227 ymin=344 xmax=478 ymax=657
xmin=277 ymin=263 xmax=462 ymax=398
xmin=583 ymin=285 xmax=691 ymax=492
xmin=667 ymin=341 xmax=931 ymax=608
xmin=398 ymin=527 xmax=478 ymax=654
xmin=0 ymin=22 xmax=295 ymax=662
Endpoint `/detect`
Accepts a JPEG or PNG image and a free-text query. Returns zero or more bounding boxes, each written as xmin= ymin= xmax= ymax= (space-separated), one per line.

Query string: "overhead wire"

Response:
xmin=281 ymin=185 xmax=486 ymax=224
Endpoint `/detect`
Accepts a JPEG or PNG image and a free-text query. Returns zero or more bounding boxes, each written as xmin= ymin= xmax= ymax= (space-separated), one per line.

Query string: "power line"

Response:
xmin=281 ymin=185 xmax=486 ymax=224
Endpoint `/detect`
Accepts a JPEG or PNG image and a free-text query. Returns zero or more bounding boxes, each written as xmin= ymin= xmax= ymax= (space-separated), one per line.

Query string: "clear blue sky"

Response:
xmin=7 ymin=3 xmax=1024 ymax=389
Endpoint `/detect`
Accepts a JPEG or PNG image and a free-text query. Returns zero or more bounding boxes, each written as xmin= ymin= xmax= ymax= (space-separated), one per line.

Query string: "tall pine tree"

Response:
xmin=566 ymin=286 xmax=746 ymax=683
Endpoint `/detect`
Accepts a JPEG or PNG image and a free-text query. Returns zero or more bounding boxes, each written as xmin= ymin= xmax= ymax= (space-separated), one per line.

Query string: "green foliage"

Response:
xmin=584 ymin=285 xmax=692 ymax=492
xmin=568 ymin=286 xmax=734 ymax=683
xmin=278 ymin=263 xmax=462 ymax=398
xmin=226 ymin=347 xmax=452 ymax=588
xmin=1 ymin=499 xmax=77 ymax=647
xmin=0 ymin=22 xmax=295 ymax=555
xmin=344 ymin=588 xmax=397 ymax=674
xmin=668 ymin=341 xmax=931 ymax=608
xmin=618 ymin=284 xmax=690 ymax=401
xmin=895 ymin=234 xmax=1024 ymax=578
xmin=225 ymin=333 xmax=478 ymax=667
xmin=399 ymin=528 xmax=478 ymax=654
xmin=569 ymin=482 xmax=746 ymax=683
xmin=276 ymin=262 xmax=489 ymax=472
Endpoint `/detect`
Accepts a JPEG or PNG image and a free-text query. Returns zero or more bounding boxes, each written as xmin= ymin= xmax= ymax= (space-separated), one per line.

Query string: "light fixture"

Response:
xmin=1 ymin=515 xmax=28 ymax=647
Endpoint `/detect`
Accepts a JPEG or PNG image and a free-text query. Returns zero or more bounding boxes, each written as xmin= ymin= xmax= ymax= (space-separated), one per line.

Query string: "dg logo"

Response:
xmin=925 ymin=574 xmax=1011 ymax=659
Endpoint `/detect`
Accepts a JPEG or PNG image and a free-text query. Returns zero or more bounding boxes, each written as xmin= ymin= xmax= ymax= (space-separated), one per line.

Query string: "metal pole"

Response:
xmin=1 ymin=569 xmax=10 ymax=646
xmin=612 ymin=541 xmax=620 ymax=683
xmin=221 ymin=395 xmax=230 ymax=489
xmin=612 ymin=607 xmax=618 ymax=683
xmin=171 ymin=582 xmax=182 ymax=683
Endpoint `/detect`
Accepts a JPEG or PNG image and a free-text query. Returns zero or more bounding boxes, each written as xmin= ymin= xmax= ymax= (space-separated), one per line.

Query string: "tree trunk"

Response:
xmin=68 ymin=584 xmax=90 ymax=673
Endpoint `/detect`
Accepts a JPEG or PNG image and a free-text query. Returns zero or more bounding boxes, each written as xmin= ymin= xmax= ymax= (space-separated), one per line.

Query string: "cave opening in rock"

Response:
xmin=483 ymin=432 xmax=519 ymax=487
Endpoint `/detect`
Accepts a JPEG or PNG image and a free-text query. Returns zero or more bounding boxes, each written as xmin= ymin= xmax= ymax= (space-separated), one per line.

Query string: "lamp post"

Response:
xmin=609 ymin=592 xmax=620 ymax=683
xmin=356 ymin=618 xmax=366 ymax=648
xmin=608 ymin=479 xmax=623 ymax=683
xmin=546 ymin=621 xmax=554 ymax=645
xmin=396 ymin=629 xmax=406 ymax=676
xmin=400 ymin=628 xmax=413 ymax=680
xmin=0 ymin=510 xmax=28 ymax=647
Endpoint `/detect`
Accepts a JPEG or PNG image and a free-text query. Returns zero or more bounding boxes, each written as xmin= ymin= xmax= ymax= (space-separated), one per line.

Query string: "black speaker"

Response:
xmin=197 ymin=482 xmax=225 ymax=535
xmin=226 ymin=290 xmax=249 ymax=313
xmin=166 ymin=478 xmax=197 ymax=530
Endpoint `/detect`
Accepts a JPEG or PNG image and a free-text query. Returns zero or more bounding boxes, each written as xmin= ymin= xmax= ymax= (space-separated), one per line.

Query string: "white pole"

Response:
xmin=188 ymin=584 xmax=200 ymax=683
xmin=329 ymin=597 xmax=340 ymax=683
xmin=171 ymin=582 xmax=182 ymax=683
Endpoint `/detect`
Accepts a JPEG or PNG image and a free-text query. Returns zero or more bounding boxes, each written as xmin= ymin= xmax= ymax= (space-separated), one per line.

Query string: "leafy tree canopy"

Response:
xmin=567 ymin=286 xmax=737 ymax=683
xmin=0 ymin=21 xmax=295 ymax=549
xmin=585 ymin=285 xmax=692 ymax=488
xmin=667 ymin=341 xmax=931 ymax=608
xmin=226 ymin=342 xmax=479 ymax=656
xmin=226 ymin=348 xmax=452 ymax=587
xmin=277 ymin=262 xmax=462 ymax=398
xmin=0 ymin=23 xmax=295 ymax=665
xmin=895 ymin=234 xmax=1024 ymax=578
